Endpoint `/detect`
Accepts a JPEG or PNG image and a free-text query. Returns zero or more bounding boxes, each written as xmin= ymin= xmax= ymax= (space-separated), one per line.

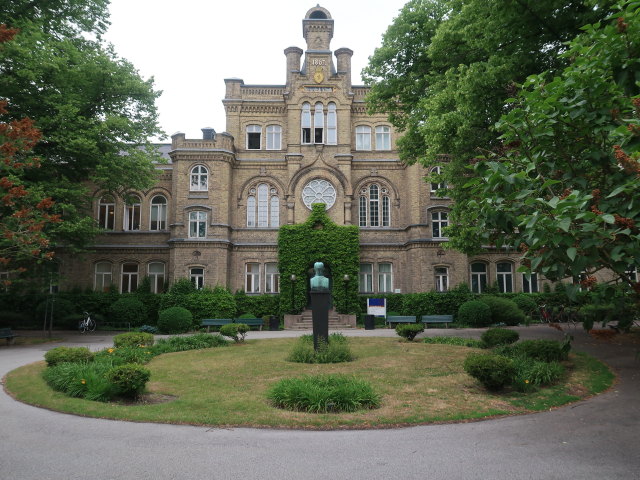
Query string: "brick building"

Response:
xmin=58 ymin=6 xmax=533 ymax=297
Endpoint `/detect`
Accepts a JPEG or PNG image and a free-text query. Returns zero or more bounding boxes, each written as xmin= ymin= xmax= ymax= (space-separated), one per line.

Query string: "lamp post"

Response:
xmin=343 ymin=274 xmax=350 ymax=313
xmin=290 ymin=274 xmax=297 ymax=313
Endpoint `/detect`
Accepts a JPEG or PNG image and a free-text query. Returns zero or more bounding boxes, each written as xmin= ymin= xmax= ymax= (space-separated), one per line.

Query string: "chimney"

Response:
xmin=201 ymin=127 xmax=216 ymax=141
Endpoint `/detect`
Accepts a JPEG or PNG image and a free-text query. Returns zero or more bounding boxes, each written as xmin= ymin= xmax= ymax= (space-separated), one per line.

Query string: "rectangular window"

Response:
xmin=247 ymin=125 xmax=261 ymax=150
xmin=522 ymin=273 xmax=539 ymax=293
xmin=435 ymin=267 xmax=448 ymax=292
xmin=266 ymin=125 xmax=281 ymax=150
xmin=432 ymin=211 xmax=448 ymax=238
xmin=314 ymin=103 xmax=324 ymax=143
xmin=378 ymin=263 xmax=393 ymax=293
xmin=245 ymin=263 xmax=260 ymax=293
xmin=356 ymin=126 xmax=371 ymax=150
xmin=375 ymin=126 xmax=391 ymax=150
xmin=471 ymin=263 xmax=487 ymax=294
xmin=497 ymin=262 xmax=513 ymax=293
xmin=121 ymin=263 xmax=138 ymax=293
xmin=327 ymin=104 xmax=337 ymax=144
xmin=94 ymin=263 xmax=112 ymax=292
xmin=124 ymin=201 xmax=141 ymax=231
xmin=265 ymin=263 xmax=280 ymax=293
xmin=190 ymin=267 xmax=204 ymax=290
xmin=148 ymin=263 xmax=165 ymax=294
xmin=189 ymin=211 xmax=207 ymax=238
xmin=359 ymin=263 xmax=373 ymax=293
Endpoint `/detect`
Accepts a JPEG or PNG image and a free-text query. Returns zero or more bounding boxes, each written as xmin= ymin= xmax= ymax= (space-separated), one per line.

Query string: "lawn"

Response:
xmin=4 ymin=337 xmax=613 ymax=429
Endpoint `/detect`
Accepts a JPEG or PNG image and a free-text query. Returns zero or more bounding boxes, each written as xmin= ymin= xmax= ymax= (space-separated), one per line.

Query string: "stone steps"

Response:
xmin=286 ymin=310 xmax=355 ymax=330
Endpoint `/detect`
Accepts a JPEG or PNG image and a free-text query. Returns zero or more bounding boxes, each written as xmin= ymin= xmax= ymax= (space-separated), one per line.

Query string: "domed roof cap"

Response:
xmin=305 ymin=5 xmax=331 ymax=19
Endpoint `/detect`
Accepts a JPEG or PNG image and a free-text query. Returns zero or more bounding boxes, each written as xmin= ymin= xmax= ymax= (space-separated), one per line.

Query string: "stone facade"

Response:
xmin=58 ymin=6 xmax=534 ymax=296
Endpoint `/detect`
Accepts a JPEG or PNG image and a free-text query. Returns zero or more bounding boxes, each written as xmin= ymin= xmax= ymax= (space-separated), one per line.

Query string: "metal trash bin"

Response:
xmin=269 ymin=315 xmax=280 ymax=331
xmin=364 ymin=314 xmax=375 ymax=330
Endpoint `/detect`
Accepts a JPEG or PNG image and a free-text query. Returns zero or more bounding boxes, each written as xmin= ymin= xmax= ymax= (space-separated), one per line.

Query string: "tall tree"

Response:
xmin=0 ymin=1 xmax=163 ymax=273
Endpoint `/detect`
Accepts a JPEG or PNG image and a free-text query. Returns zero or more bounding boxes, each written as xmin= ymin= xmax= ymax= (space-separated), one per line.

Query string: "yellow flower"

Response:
xmin=139 ymin=345 xmax=146 ymax=348
xmin=81 ymin=379 xmax=86 ymax=384
xmin=107 ymin=348 xmax=114 ymax=354
xmin=525 ymin=380 xmax=530 ymax=384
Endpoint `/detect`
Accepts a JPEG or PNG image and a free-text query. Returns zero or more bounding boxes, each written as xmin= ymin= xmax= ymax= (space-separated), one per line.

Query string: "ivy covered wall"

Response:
xmin=277 ymin=204 xmax=359 ymax=314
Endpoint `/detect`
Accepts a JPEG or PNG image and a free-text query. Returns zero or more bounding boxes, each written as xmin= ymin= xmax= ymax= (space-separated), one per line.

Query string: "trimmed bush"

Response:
xmin=113 ymin=331 xmax=154 ymax=348
xmin=395 ymin=323 xmax=425 ymax=341
xmin=268 ymin=374 xmax=380 ymax=413
xmin=511 ymin=295 xmax=538 ymax=315
xmin=219 ymin=323 xmax=249 ymax=343
xmin=44 ymin=346 xmax=93 ymax=367
xmin=513 ymin=339 xmax=570 ymax=362
xmin=108 ymin=296 xmax=148 ymax=327
xmin=106 ymin=363 xmax=151 ymax=398
xmin=457 ymin=300 xmax=492 ymax=327
xmin=481 ymin=328 xmax=520 ymax=348
xmin=463 ymin=353 xmax=515 ymax=391
xmin=157 ymin=306 xmax=193 ymax=334
xmin=287 ymin=334 xmax=353 ymax=364
xmin=480 ymin=296 xmax=526 ymax=326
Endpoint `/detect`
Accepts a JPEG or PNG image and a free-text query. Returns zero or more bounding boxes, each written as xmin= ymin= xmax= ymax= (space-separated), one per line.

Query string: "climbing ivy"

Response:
xmin=278 ymin=204 xmax=359 ymax=314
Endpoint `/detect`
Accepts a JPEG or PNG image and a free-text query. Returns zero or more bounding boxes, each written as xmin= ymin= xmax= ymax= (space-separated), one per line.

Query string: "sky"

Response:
xmin=104 ymin=0 xmax=408 ymax=142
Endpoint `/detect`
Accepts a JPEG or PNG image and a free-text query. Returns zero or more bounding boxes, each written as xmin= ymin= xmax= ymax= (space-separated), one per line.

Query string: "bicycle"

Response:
xmin=79 ymin=311 xmax=96 ymax=333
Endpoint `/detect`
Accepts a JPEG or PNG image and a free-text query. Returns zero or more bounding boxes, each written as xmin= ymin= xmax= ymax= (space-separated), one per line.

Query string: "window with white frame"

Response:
xmin=356 ymin=125 xmax=371 ymax=150
xmin=522 ymin=272 xmax=539 ymax=293
xmin=265 ymin=263 xmax=280 ymax=293
xmin=188 ymin=211 xmax=207 ymax=238
xmin=190 ymin=165 xmax=208 ymax=191
xmin=301 ymin=102 xmax=312 ymax=144
xmin=313 ymin=102 xmax=324 ymax=143
xmin=430 ymin=166 xmax=446 ymax=194
xmin=98 ymin=195 xmax=115 ymax=230
xmin=150 ymin=195 xmax=167 ymax=230
xmin=470 ymin=262 xmax=487 ymax=293
xmin=266 ymin=125 xmax=281 ymax=150
xmin=245 ymin=263 xmax=260 ymax=293
xmin=435 ymin=266 xmax=449 ymax=292
xmin=359 ymin=263 xmax=373 ymax=293
xmin=148 ymin=262 xmax=165 ymax=293
xmin=431 ymin=211 xmax=449 ymax=238
xmin=375 ymin=125 xmax=391 ymax=150
xmin=378 ymin=263 xmax=393 ymax=293
xmin=190 ymin=267 xmax=204 ymax=289
xmin=121 ymin=263 xmax=138 ymax=293
xmin=359 ymin=184 xmax=390 ymax=227
xmin=247 ymin=124 xmax=261 ymax=149
xmin=497 ymin=262 xmax=514 ymax=293
xmin=123 ymin=195 xmax=141 ymax=231
xmin=247 ymin=184 xmax=279 ymax=227
xmin=625 ymin=265 xmax=638 ymax=283
xmin=94 ymin=262 xmax=112 ymax=292
xmin=326 ymin=102 xmax=337 ymax=144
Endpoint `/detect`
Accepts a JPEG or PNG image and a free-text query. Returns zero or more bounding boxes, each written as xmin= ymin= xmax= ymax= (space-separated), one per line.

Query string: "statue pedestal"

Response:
xmin=310 ymin=290 xmax=330 ymax=351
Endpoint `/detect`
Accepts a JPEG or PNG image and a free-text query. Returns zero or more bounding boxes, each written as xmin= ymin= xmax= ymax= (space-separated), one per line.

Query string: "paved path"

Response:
xmin=1 ymin=326 xmax=638 ymax=480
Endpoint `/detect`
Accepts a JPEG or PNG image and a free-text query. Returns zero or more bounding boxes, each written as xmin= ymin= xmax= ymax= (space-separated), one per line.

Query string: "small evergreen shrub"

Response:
xmin=480 ymin=296 xmax=526 ymax=326
xmin=108 ymin=296 xmax=148 ymax=327
xmin=113 ymin=331 xmax=154 ymax=348
xmin=481 ymin=328 xmax=520 ymax=348
xmin=511 ymin=356 xmax=565 ymax=392
xmin=152 ymin=333 xmax=228 ymax=354
xmin=106 ymin=363 xmax=151 ymax=398
xmin=44 ymin=346 xmax=93 ymax=367
xmin=463 ymin=353 xmax=515 ymax=391
xmin=513 ymin=339 xmax=569 ymax=362
xmin=287 ymin=334 xmax=353 ymax=364
xmin=457 ymin=300 xmax=492 ymax=327
xmin=423 ymin=336 xmax=484 ymax=348
xmin=395 ymin=323 xmax=425 ymax=341
xmin=268 ymin=374 xmax=380 ymax=413
xmin=157 ymin=306 xmax=193 ymax=334
xmin=138 ymin=325 xmax=159 ymax=334
xmin=220 ymin=323 xmax=249 ymax=342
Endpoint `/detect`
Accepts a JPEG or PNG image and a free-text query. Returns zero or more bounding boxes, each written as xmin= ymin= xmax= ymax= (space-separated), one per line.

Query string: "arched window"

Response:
xmin=94 ymin=262 xmax=112 ymax=292
xmin=431 ymin=211 xmax=449 ymax=238
xmin=123 ymin=195 xmax=141 ymax=231
xmin=266 ymin=125 xmax=281 ymax=150
xmin=375 ymin=125 xmax=391 ymax=150
xmin=190 ymin=165 xmax=208 ymax=191
xmin=470 ymin=262 xmax=487 ymax=293
xmin=301 ymin=102 xmax=312 ymax=144
xmin=148 ymin=262 xmax=165 ymax=293
xmin=247 ymin=183 xmax=279 ymax=227
xmin=356 ymin=125 xmax=371 ymax=150
xmin=314 ymin=103 xmax=324 ymax=143
xmin=359 ymin=184 xmax=390 ymax=227
xmin=497 ymin=262 xmax=514 ymax=293
xmin=435 ymin=266 xmax=449 ymax=292
xmin=188 ymin=211 xmax=207 ymax=238
xmin=121 ymin=263 xmax=138 ymax=293
xmin=150 ymin=195 xmax=167 ymax=231
xmin=246 ymin=124 xmax=262 ymax=150
xmin=98 ymin=195 xmax=115 ymax=230
xmin=430 ymin=166 xmax=446 ymax=194
xmin=326 ymin=103 xmax=337 ymax=144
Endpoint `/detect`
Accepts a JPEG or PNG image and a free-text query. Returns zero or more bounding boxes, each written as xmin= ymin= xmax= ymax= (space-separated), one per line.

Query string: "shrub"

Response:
xmin=106 ymin=363 xmax=151 ymax=398
xmin=138 ymin=325 xmax=159 ymax=334
xmin=157 ymin=306 xmax=193 ymax=334
xmin=36 ymin=298 xmax=77 ymax=324
xmin=463 ymin=353 xmax=515 ymax=391
xmin=108 ymin=296 xmax=148 ymax=327
xmin=94 ymin=346 xmax=154 ymax=366
xmin=395 ymin=323 xmax=425 ymax=341
xmin=219 ymin=323 xmax=249 ymax=343
xmin=44 ymin=346 xmax=93 ymax=367
xmin=511 ymin=356 xmax=565 ymax=392
xmin=113 ymin=332 xmax=154 ymax=348
xmin=481 ymin=328 xmax=520 ymax=348
xmin=457 ymin=300 xmax=492 ymax=327
xmin=42 ymin=361 xmax=115 ymax=401
xmin=511 ymin=295 xmax=538 ymax=315
xmin=513 ymin=339 xmax=569 ymax=362
xmin=423 ymin=336 xmax=484 ymax=348
xmin=268 ymin=374 xmax=380 ymax=413
xmin=480 ymin=296 xmax=526 ymax=326
xmin=152 ymin=333 xmax=228 ymax=354
xmin=287 ymin=334 xmax=353 ymax=364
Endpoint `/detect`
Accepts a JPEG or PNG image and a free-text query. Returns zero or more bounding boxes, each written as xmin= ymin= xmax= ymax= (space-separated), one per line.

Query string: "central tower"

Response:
xmin=302 ymin=5 xmax=335 ymax=83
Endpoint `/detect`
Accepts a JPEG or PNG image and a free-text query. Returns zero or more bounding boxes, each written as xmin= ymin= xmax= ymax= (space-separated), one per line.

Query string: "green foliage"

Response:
xmin=463 ymin=353 xmax=515 ymax=391
xmin=401 ymin=287 xmax=474 ymax=316
xmin=511 ymin=295 xmax=539 ymax=315
xmin=108 ymin=296 xmax=148 ymax=327
xmin=395 ymin=323 xmax=425 ymax=341
xmin=157 ymin=306 xmax=193 ymax=334
xmin=138 ymin=325 xmax=159 ymax=334
xmin=36 ymin=298 xmax=78 ymax=323
xmin=480 ymin=296 xmax=526 ymax=326
xmin=457 ymin=300 xmax=491 ymax=327
xmin=278 ymin=204 xmax=359 ymax=314
xmin=113 ymin=331 xmax=154 ymax=348
xmin=287 ymin=334 xmax=353 ymax=364
xmin=511 ymin=356 xmax=565 ymax=393
xmin=151 ymin=333 xmax=228 ymax=354
xmin=161 ymin=285 xmax=236 ymax=325
xmin=422 ymin=336 xmax=484 ymax=348
xmin=168 ymin=278 xmax=196 ymax=295
xmin=267 ymin=374 xmax=380 ymax=413
xmin=44 ymin=346 xmax=93 ymax=367
xmin=481 ymin=328 xmax=520 ymax=348
xmin=235 ymin=290 xmax=281 ymax=319
xmin=94 ymin=346 xmax=154 ymax=366
xmin=106 ymin=363 xmax=151 ymax=398
xmin=513 ymin=340 xmax=570 ymax=363
xmin=219 ymin=323 xmax=249 ymax=343
xmin=42 ymin=361 xmax=115 ymax=401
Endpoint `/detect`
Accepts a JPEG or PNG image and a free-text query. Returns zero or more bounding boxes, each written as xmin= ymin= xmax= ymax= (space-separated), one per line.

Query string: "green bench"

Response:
xmin=386 ymin=315 xmax=417 ymax=327
xmin=236 ymin=318 xmax=264 ymax=331
xmin=0 ymin=327 xmax=18 ymax=345
xmin=201 ymin=318 xmax=264 ymax=332
xmin=421 ymin=315 xmax=454 ymax=328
